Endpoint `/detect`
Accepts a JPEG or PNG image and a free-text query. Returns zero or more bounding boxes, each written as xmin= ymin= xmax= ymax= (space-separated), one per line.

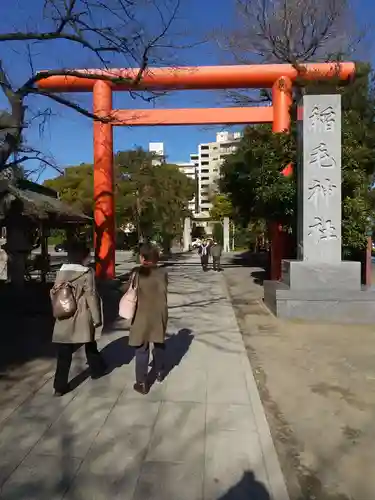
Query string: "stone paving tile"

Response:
xmin=0 ymin=415 xmax=50 ymax=453
xmin=0 ymin=404 xmax=24 ymax=428
xmin=0 ymin=453 xmax=81 ymax=500
xmin=206 ymin=364 xmax=250 ymax=405
xmin=103 ymin=400 xmax=160 ymax=428
xmin=93 ymin=424 xmax=153 ymax=462
xmin=0 ymin=382 xmax=50 ymax=426
xmin=197 ymin=332 xmax=247 ymax=354
xmin=64 ymin=456 xmax=142 ymax=500
xmin=163 ymin=365 xmax=207 ymax=403
xmin=146 ymin=402 xmax=205 ymax=463
xmin=72 ymin=374 xmax=126 ymax=402
xmin=32 ymin=397 xmax=115 ymax=458
xmin=206 ymin=403 xmax=257 ymax=434
xmin=0 ymin=403 xmax=60 ymax=486
xmin=119 ymin=379 xmax=166 ymax=402
xmin=133 ymin=461 xmax=204 ymax=500
xmin=166 ymin=337 xmax=207 ymax=367
xmin=204 ymin=429 xmax=268 ymax=500
xmin=0 ymin=449 xmax=33 ymax=489
xmin=13 ymin=393 xmax=75 ymax=423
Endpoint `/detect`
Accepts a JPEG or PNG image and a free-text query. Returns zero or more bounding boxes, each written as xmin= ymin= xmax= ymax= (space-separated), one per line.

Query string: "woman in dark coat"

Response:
xmin=129 ymin=243 xmax=168 ymax=394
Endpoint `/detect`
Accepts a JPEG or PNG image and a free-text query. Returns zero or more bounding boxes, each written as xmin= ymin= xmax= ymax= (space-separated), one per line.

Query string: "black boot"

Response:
xmin=133 ymin=382 xmax=150 ymax=395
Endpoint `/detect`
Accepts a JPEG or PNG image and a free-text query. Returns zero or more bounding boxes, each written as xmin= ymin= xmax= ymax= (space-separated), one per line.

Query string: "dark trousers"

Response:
xmin=201 ymin=255 xmax=209 ymax=271
xmin=135 ymin=342 xmax=165 ymax=383
xmin=54 ymin=342 xmax=105 ymax=392
xmin=212 ymin=256 xmax=221 ymax=271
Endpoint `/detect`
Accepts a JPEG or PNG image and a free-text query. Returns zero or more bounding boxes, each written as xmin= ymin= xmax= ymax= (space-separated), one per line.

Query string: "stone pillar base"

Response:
xmin=0 ymin=249 xmax=7 ymax=281
xmin=264 ymin=279 xmax=375 ymax=324
xmin=263 ymin=258 xmax=375 ymax=323
xmin=282 ymin=260 xmax=361 ymax=291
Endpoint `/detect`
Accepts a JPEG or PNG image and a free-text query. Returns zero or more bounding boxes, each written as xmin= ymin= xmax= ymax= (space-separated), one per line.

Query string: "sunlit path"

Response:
xmin=0 ymin=253 xmax=288 ymax=500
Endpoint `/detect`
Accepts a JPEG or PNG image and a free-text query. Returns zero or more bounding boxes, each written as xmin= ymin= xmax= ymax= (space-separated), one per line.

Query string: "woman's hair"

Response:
xmin=139 ymin=243 xmax=159 ymax=276
xmin=67 ymin=240 xmax=90 ymax=265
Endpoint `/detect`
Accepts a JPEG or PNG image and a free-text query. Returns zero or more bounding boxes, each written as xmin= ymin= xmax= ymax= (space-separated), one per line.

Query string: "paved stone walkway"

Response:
xmin=0 ymin=253 xmax=289 ymax=500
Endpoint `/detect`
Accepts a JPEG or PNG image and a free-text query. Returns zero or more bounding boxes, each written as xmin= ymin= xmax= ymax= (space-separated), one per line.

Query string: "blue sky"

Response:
xmin=1 ymin=0 xmax=374 ymax=180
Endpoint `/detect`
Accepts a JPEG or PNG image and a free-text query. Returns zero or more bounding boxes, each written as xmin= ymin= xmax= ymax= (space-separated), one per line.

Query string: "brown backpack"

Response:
xmin=50 ymin=271 xmax=89 ymax=320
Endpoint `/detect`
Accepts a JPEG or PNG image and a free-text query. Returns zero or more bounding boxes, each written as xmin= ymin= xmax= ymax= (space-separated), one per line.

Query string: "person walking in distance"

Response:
xmin=128 ymin=243 xmax=168 ymax=395
xmin=198 ymin=239 xmax=210 ymax=272
xmin=211 ymin=240 xmax=223 ymax=271
xmin=51 ymin=241 xmax=106 ymax=397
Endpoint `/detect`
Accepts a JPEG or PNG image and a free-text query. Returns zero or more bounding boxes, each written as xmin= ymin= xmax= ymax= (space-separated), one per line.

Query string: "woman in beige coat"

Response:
xmin=52 ymin=241 xmax=106 ymax=396
xmin=129 ymin=243 xmax=168 ymax=395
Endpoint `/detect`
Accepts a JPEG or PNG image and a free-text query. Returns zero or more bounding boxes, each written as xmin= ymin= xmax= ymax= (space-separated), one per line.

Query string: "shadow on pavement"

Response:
xmin=146 ymin=328 xmax=194 ymax=388
xmin=218 ymin=471 xmax=271 ymax=500
xmin=251 ymin=270 xmax=268 ymax=286
xmin=0 ymin=283 xmax=55 ymax=377
xmin=101 ymin=335 xmax=135 ymax=372
xmin=67 ymin=336 xmax=136 ymax=391
xmin=228 ymin=251 xmax=269 ymax=270
xmin=164 ymin=328 xmax=194 ymax=377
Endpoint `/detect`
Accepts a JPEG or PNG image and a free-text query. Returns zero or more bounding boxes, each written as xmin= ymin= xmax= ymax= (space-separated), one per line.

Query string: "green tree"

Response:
xmin=220 ymin=126 xmax=296 ymax=225
xmin=209 ymin=194 xmax=233 ymax=221
xmin=115 ymin=149 xmax=195 ymax=250
xmin=44 ymin=148 xmax=195 ymax=250
xmin=44 ymin=163 xmax=94 ymax=215
xmin=221 ymin=64 xmax=375 ymax=255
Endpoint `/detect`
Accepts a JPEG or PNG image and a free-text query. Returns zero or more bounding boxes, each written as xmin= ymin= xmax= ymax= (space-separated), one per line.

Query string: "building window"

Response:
xmin=201 ymin=176 xmax=209 ymax=180
xmin=201 ymin=168 xmax=209 ymax=173
xmin=201 ymin=153 xmax=209 ymax=158
xmin=200 ymin=145 xmax=209 ymax=150
xmin=201 ymin=161 xmax=209 ymax=166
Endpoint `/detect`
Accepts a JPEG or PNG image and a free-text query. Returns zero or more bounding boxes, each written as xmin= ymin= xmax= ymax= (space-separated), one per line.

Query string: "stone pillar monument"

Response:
xmin=0 ymin=246 xmax=7 ymax=281
xmin=223 ymin=217 xmax=230 ymax=253
xmin=264 ymin=94 xmax=375 ymax=323
xmin=183 ymin=217 xmax=191 ymax=252
xmin=284 ymin=94 xmax=360 ymax=288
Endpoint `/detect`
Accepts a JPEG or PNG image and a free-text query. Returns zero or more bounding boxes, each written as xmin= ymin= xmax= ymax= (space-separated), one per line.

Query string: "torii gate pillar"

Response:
xmin=93 ymin=81 xmax=115 ymax=279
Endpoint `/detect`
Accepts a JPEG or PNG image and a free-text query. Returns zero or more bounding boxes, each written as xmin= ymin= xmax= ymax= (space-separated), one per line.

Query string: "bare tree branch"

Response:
xmin=0 ymin=62 xmax=25 ymax=171
xmin=0 ymin=0 xmax=186 ymax=174
xmin=31 ymin=89 xmax=113 ymax=122
xmin=216 ymin=0 xmax=366 ymax=106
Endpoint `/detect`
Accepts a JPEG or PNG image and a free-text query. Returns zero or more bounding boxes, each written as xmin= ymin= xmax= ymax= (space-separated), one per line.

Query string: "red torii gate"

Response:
xmin=37 ymin=63 xmax=355 ymax=279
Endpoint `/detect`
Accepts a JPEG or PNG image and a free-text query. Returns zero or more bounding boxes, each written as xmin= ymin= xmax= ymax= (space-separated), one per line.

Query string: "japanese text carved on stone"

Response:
xmin=309 ymin=105 xmax=336 ymax=132
xmin=308 ymin=178 xmax=337 ymax=206
xmin=309 ymin=142 xmax=336 ymax=168
xmin=306 ymin=97 xmax=340 ymax=250
xmin=308 ymin=217 xmax=338 ymax=244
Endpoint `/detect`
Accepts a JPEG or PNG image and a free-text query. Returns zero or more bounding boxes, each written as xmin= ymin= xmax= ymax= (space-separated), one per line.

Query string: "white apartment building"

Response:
xmin=176 ymin=162 xmax=197 ymax=214
xmin=191 ymin=131 xmax=242 ymax=216
xmin=149 ymin=142 xmax=165 ymax=165
xmin=148 ymin=131 xmax=242 ymax=218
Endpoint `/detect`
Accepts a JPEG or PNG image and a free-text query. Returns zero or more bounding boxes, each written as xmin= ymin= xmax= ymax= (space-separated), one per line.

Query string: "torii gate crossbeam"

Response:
xmin=37 ymin=63 xmax=355 ymax=279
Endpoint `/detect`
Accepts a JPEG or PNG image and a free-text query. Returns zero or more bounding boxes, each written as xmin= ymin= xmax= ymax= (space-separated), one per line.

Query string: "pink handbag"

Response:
xmin=119 ymin=272 xmax=138 ymax=321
